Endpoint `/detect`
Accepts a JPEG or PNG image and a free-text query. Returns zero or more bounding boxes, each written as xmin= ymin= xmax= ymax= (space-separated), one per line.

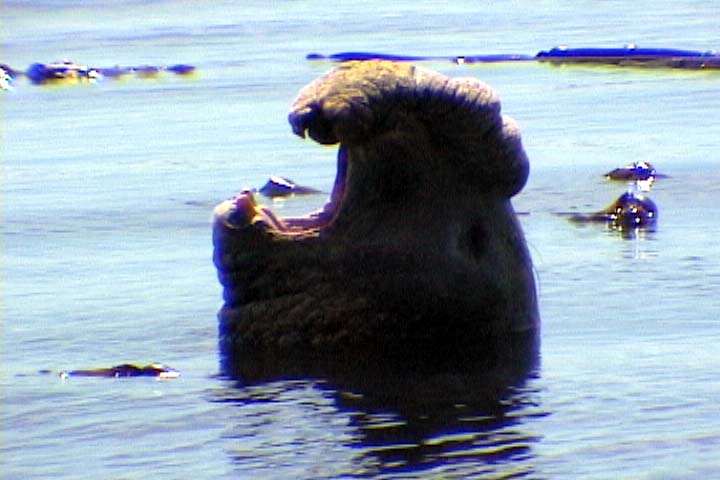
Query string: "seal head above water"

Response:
xmin=213 ymin=61 xmax=538 ymax=370
xmin=566 ymin=191 xmax=658 ymax=231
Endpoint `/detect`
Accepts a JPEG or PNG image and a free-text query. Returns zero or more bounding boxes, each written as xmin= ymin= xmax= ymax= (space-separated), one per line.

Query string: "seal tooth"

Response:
xmin=289 ymin=107 xmax=312 ymax=138
xmin=289 ymin=101 xmax=339 ymax=145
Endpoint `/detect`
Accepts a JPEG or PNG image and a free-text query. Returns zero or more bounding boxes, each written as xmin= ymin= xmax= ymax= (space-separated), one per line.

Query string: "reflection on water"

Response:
xmin=214 ymin=332 xmax=546 ymax=478
xmin=336 ymin=375 xmax=545 ymax=478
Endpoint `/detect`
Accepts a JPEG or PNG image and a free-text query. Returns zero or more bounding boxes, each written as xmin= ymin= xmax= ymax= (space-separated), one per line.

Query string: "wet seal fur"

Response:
xmin=564 ymin=191 xmax=658 ymax=231
xmin=213 ymin=61 xmax=539 ymax=374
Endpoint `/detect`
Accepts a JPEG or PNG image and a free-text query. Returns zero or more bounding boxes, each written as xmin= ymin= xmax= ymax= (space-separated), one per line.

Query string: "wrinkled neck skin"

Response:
xmin=325 ymin=133 xmax=537 ymax=331
xmin=215 ymin=142 xmax=537 ymax=353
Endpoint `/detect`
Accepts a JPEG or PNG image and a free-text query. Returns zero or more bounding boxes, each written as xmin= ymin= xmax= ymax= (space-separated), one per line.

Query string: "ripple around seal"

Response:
xmin=204 ymin=374 xmax=546 ymax=479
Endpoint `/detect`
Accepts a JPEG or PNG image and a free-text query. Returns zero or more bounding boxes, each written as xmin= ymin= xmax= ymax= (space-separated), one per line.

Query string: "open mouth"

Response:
xmin=214 ymin=143 xmax=348 ymax=236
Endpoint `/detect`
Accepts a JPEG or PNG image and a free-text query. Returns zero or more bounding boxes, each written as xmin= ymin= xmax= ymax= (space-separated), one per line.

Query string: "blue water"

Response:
xmin=2 ymin=1 xmax=720 ymax=478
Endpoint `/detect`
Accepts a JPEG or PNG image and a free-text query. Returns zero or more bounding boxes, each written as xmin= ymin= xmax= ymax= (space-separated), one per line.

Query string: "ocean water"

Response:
xmin=2 ymin=1 xmax=720 ymax=478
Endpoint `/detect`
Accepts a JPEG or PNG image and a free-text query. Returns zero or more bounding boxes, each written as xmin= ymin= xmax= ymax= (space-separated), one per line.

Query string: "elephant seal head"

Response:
xmin=213 ymin=61 xmax=538 ymax=372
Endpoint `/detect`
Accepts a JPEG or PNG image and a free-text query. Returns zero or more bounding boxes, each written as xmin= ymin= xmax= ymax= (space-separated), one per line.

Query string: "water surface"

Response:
xmin=2 ymin=1 xmax=719 ymax=478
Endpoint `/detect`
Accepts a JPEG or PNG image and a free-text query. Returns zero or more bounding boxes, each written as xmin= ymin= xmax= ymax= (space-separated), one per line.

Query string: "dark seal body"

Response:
xmin=213 ymin=61 xmax=539 ymax=374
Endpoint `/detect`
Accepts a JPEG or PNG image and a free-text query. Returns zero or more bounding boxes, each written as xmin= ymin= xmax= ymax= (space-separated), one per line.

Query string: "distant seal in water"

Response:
xmin=605 ymin=161 xmax=666 ymax=182
xmin=43 ymin=363 xmax=180 ymax=379
xmin=213 ymin=60 xmax=538 ymax=369
xmin=1 ymin=64 xmax=16 ymax=90
xmin=258 ymin=176 xmax=322 ymax=198
xmin=564 ymin=191 xmax=658 ymax=230
xmin=18 ymin=60 xmax=197 ymax=85
xmin=26 ymin=60 xmax=100 ymax=85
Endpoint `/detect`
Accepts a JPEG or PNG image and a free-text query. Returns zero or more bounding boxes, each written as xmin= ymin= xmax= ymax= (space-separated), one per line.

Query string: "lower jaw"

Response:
xmin=214 ymin=155 xmax=348 ymax=236
xmin=212 ymin=189 xmax=337 ymax=237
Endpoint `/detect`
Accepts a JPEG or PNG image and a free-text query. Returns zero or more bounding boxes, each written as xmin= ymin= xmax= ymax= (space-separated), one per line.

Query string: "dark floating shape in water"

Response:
xmin=258 ymin=176 xmax=322 ymax=198
xmin=605 ymin=161 xmax=668 ymax=182
xmin=134 ymin=65 xmax=161 ymax=78
xmin=307 ymin=51 xmax=536 ymax=64
xmin=536 ymin=45 xmax=720 ymax=69
xmin=558 ymin=191 xmax=658 ymax=236
xmin=54 ymin=363 xmax=180 ymax=379
xmin=606 ymin=161 xmax=656 ymax=181
xmin=1 ymin=64 xmax=15 ymax=90
xmin=95 ymin=65 xmax=132 ymax=78
xmin=26 ymin=60 xmax=99 ymax=84
xmin=166 ymin=64 xmax=197 ymax=75
xmin=308 ymin=45 xmax=720 ymax=69
xmin=1 ymin=59 xmax=197 ymax=87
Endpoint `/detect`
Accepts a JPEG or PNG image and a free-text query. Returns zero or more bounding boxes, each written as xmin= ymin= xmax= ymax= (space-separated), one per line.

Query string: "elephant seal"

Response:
xmin=565 ymin=191 xmax=658 ymax=230
xmin=213 ymin=61 xmax=538 ymax=370
xmin=605 ymin=161 xmax=666 ymax=182
xmin=26 ymin=60 xmax=100 ymax=85
xmin=1 ymin=64 xmax=16 ymax=90
xmin=258 ymin=176 xmax=322 ymax=198
xmin=20 ymin=61 xmax=197 ymax=85
xmin=37 ymin=363 xmax=180 ymax=379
